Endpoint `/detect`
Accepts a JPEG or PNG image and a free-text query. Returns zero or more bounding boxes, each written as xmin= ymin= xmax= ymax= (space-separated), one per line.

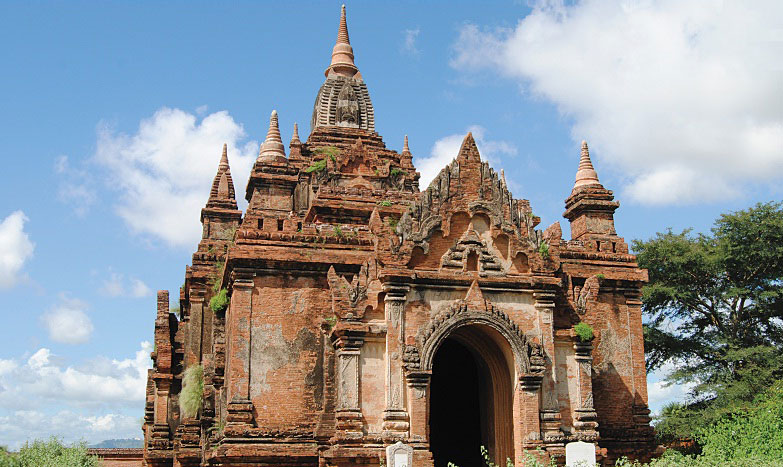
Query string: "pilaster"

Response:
xmin=383 ymin=283 xmax=410 ymax=438
xmin=573 ymin=341 xmax=599 ymax=440
xmin=224 ymin=269 xmax=254 ymax=431
xmin=334 ymin=331 xmax=364 ymax=439
xmin=405 ymin=371 xmax=431 ymax=443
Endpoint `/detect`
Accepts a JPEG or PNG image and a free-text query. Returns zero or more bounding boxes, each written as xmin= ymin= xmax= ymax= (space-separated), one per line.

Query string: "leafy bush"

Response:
xmin=574 ymin=322 xmax=594 ymax=342
xmin=379 ymin=200 xmax=392 ymax=207
xmin=390 ymin=168 xmax=406 ymax=177
xmin=0 ymin=437 xmax=100 ymax=466
xmin=209 ymin=288 xmax=229 ymax=313
xmin=695 ymin=380 xmax=783 ymax=461
xmin=333 ymin=225 xmax=343 ymax=238
xmin=179 ymin=364 xmax=204 ymax=418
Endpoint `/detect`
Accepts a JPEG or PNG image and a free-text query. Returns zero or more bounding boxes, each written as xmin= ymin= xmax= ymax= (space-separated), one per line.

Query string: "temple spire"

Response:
xmin=573 ymin=140 xmax=601 ymax=190
xmin=325 ymin=5 xmax=359 ymax=78
xmin=258 ymin=110 xmax=286 ymax=162
xmin=403 ymin=135 xmax=410 ymax=153
xmin=290 ymin=122 xmax=301 ymax=145
xmin=206 ymin=143 xmax=237 ymax=208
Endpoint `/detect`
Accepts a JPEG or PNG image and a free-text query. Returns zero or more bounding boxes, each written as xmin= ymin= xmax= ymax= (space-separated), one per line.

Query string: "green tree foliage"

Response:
xmin=633 ymin=202 xmax=783 ymax=438
xmin=0 ymin=437 xmax=100 ymax=466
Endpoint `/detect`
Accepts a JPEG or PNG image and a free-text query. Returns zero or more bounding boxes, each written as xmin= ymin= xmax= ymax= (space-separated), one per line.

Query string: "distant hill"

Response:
xmin=89 ymin=438 xmax=143 ymax=449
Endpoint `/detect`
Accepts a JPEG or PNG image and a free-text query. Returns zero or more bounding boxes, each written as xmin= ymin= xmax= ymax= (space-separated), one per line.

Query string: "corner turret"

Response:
xmin=563 ymin=141 xmax=627 ymax=253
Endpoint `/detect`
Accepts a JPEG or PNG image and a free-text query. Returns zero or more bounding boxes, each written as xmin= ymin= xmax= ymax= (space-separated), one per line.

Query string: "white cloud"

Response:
xmin=0 ymin=211 xmax=34 ymax=289
xmin=414 ymin=125 xmax=517 ymax=187
xmin=95 ymin=107 xmax=258 ymax=248
xmin=41 ymin=296 xmax=94 ymax=345
xmin=451 ymin=0 xmax=783 ymax=204
xmin=0 ymin=410 xmax=142 ymax=450
xmin=0 ymin=342 xmax=151 ymax=448
xmin=0 ymin=342 xmax=151 ymax=410
xmin=402 ymin=28 xmax=421 ymax=56
xmin=100 ymin=270 xmax=151 ymax=298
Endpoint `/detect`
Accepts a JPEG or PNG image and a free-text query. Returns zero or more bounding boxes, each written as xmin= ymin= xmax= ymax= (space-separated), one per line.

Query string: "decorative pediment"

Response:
xmin=440 ymin=228 xmax=504 ymax=276
xmin=387 ymin=133 xmax=542 ymax=259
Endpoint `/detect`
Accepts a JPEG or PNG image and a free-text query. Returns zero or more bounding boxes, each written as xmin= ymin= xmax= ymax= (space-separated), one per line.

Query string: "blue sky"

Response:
xmin=0 ymin=1 xmax=780 ymax=448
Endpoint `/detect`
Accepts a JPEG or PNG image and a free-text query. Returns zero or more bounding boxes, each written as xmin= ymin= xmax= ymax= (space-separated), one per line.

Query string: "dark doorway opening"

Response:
xmin=429 ymin=338 xmax=484 ymax=467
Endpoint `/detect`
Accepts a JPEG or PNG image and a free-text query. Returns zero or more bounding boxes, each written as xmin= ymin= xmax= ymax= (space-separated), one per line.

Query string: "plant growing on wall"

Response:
xmin=209 ymin=288 xmax=229 ymax=313
xmin=574 ymin=322 xmax=595 ymax=342
xmin=538 ymin=241 xmax=550 ymax=260
xmin=179 ymin=364 xmax=204 ymax=418
xmin=304 ymin=159 xmax=327 ymax=173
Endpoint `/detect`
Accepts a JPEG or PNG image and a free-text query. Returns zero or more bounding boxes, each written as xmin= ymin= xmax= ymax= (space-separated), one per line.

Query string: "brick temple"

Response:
xmin=141 ymin=6 xmax=655 ymax=466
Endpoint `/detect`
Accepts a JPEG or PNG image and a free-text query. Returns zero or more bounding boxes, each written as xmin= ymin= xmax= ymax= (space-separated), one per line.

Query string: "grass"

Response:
xmin=179 ymin=364 xmax=204 ymax=418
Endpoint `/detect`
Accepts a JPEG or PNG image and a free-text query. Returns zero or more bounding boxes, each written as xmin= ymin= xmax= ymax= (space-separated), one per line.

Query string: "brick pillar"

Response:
xmin=185 ymin=294 xmax=204 ymax=367
xmin=225 ymin=270 xmax=253 ymax=430
xmin=518 ymin=370 xmax=544 ymax=455
xmin=405 ymin=371 xmax=431 ymax=444
xmin=334 ymin=332 xmax=364 ymax=438
xmin=150 ymin=291 xmax=173 ymax=451
xmin=573 ymin=341 xmax=598 ymax=439
xmin=534 ymin=291 xmax=561 ymax=444
xmin=625 ymin=289 xmax=653 ymax=436
xmin=383 ymin=284 xmax=410 ymax=439
xmin=150 ymin=378 xmax=172 ymax=450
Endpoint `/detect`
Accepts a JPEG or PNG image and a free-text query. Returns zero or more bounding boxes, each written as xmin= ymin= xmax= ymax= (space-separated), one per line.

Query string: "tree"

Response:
xmin=0 ymin=437 xmax=100 ymax=467
xmin=633 ymin=202 xmax=783 ymax=434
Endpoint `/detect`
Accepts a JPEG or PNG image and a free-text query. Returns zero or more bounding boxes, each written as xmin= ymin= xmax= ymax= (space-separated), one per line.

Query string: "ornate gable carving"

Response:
xmin=373 ymin=133 xmax=561 ymax=272
xmin=440 ymin=228 xmax=504 ymax=276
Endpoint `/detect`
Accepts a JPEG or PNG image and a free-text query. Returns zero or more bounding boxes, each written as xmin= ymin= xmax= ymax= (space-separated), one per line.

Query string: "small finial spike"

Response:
xmin=403 ymin=135 xmax=410 ymax=153
xmin=258 ymin=109 xmax=286 ymax=162
xmin=291 ymin=122 xmax=301 ymax=144
xmin=574 ymin=140 xmax=601 ymax=189
xmin=220 ymin=143 xmax=228 ymax=167
xmin=337 ymin=5 xmax=350 ymax=44
xmin=325 ymin=5 xmax=358 ymax=77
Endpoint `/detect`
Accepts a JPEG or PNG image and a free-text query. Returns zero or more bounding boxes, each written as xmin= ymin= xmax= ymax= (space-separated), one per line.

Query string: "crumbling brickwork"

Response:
xmin=141 ymin=6 xmax=655 ymax=466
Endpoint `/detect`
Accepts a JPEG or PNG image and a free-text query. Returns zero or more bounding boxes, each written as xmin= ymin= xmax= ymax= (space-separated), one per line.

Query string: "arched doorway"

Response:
xmin=428 ymin=325 xmax=515 ymax=467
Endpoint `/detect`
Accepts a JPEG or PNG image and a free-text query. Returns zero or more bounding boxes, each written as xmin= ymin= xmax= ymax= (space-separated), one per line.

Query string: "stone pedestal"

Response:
xmin=565 ymin=441 xmax=596 ymax=466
